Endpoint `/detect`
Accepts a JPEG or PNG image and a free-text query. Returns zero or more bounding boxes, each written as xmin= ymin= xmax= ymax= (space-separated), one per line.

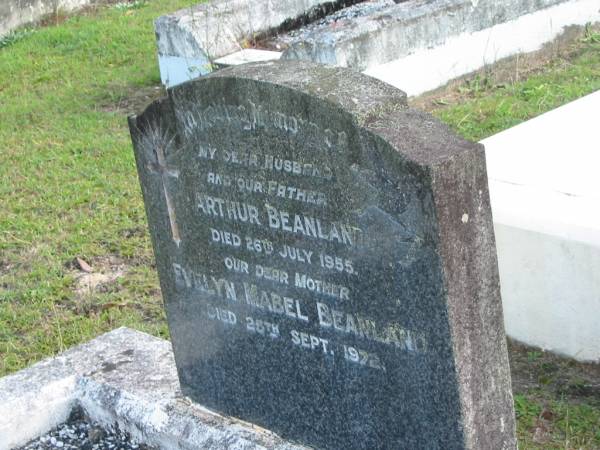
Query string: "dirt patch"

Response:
xmin=508 ymin=339 xmax=600 ymax=405
xmin=69 ymin=255 xmax=128 ymax=297
xmin=99 ymin=84 xmax=166 ymax=116
xmin=0 ymin=259 xmax=14 ymax=292
xmin=66 ymin=255 xmax=163 ymax=317
xmin=0 ymin=259 xmax=12 ymax=277
xmin=37 ymin=0 xmax=122 ymax=28
xmin=410 ymin=24 xmax=599 ymax=113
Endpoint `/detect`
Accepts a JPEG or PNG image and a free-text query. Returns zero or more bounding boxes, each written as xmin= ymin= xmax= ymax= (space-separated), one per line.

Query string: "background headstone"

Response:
xmin=129 ymin=60 xmax=516 ymax=450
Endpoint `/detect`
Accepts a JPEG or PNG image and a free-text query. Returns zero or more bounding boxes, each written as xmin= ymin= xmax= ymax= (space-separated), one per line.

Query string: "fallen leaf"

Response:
xmin=75 ymin=257 xmax=93 ymax=273
xmin=540 ymin=408 xmax=555 ymax=421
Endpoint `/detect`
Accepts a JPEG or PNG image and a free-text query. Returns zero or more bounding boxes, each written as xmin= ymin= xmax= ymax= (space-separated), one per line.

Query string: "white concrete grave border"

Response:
xmin=483 ymin=90 xmax=600 ymax=363
xmin=155 ymin=0 xmax=600 ymax=96
xmin=1 ymin=0 xmax=94 ymax=37
xmin=155 ymin=0 xmax=335 ymax=87
xmin=365 ymin=0 xmax=600 ymax=96
xmin=0 ymin=328 xmax=306 ymax=450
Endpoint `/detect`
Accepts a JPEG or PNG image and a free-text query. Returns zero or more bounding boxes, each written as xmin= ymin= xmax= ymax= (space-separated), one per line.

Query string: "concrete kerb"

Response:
xmin=154 ymin=0 xmax=600 ymax=94
xmin=0 ymin=328 xmax=307 ymax=450
xmin=154 ymin=0 xmax=342 ymax=86
xmin=1 ymin=0 xmax=95 ymax=37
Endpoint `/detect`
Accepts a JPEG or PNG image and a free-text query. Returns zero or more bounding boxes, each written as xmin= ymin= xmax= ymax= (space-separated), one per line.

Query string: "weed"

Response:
xmin=583 ymin=23 xmax=600 ymax=44
xmin=113 ymin=1 xmax=148 ymax=11
xmin=528 ymin=351 xmax=543 ymax=362
xmin=0 ymin=28 xmax=36 ymax=50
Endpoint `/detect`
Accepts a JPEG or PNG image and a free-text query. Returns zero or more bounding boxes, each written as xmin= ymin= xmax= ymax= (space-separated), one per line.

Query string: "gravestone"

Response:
xmin=128 ymin=60 xmax=517 ymax=450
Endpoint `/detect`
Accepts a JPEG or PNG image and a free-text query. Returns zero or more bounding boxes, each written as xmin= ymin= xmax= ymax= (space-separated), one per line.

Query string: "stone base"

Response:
xmin=0 ymin=328 xmax=306 ymax=450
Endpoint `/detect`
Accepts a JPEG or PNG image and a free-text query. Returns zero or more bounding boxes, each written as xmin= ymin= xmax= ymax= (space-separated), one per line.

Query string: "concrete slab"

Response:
xmin=364 ymin=0 xmax=600 ymax=96
xmin=276 ymin=0 xmax=568 ymax=69
xmin=154 ymin=0 xmax=342 ymax=86
xmin=0 ymin=328 xmax=306 ymax=450
xmin=482 ymin=91 xmax=600 ymax=362
xmin=1 ymin=0 xmax=93 ymax=37
xmin=215 ymin=49 xmax=282 ymax=68
xmin=155 ymin=0 xmax=600 ymax=94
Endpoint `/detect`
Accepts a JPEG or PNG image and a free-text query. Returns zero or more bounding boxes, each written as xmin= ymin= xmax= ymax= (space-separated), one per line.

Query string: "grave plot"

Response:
xmin=155 ymin=0 xmax=600 ymax=95
xmin=0 ymin=328 xmax=302 ymax=450
xmin=15 ymin=406 xmax=151 ymax=450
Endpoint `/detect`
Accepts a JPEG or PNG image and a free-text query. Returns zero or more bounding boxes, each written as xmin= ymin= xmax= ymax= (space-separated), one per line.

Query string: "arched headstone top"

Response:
xmin=163 ymin=60 xmax=481 ymax=167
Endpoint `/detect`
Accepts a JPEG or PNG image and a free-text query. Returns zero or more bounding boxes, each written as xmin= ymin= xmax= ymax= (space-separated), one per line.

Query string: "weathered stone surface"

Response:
xmin=129 ymin=60 xmax=516 ymax=449
xmin=155 ymin=0 xmax=579 ymax=88
xmin=272 ymin=0 xmax=570 ymax=70
xmin=0 ymin=0 xmax=92 ymax=37
xmin=214 ymin=48 xmax=282 ymax=69
xmin=0 ymin=328 xmax=305 ymax=450
xmin=154 ymin=0 xmax=355 ymax=84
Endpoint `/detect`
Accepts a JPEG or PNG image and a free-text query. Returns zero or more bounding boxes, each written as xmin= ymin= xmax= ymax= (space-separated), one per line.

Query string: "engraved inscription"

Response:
xmin=178 ymin=99 xmax=348 ymax=152
xmin=168 ymin=99 xmax=428 ymax=372
xmin=144 ymin=124 xmax=182 ymax=247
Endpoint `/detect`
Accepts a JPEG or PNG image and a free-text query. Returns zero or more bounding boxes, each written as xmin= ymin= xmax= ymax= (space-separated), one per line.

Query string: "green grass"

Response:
xmin=426 ymin=37 xmax=600 ymax=448
xmin=0 ymin=0 xmax=198 ymax=374
xmin=515 ymin=394 xmax=600 ymax=449
xmin=0 ymin=28 xmax=36 ymax=49
xmin=424 ymin=25 xmax=600 ymax=140
xmin=0 ymin=3 xmax=599 ymax=447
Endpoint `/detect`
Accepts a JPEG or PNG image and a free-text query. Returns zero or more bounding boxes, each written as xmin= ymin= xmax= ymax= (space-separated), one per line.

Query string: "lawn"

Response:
xmin=0 ymin=2 xmax=599 ymax=448
xmin=0 ymin=0 xmax=197 ymax=374
xmin=412 ymin=23 xmax=600 ymax=140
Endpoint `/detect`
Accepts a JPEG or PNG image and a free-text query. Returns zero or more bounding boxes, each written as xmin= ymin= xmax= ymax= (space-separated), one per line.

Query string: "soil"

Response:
xmin=68 ymin=255 xmax=127 ymax=296
xmin=508 ymin=339 xmax=600 ymax=405
xmin=100 ymin=85 xmax=166 ymax=116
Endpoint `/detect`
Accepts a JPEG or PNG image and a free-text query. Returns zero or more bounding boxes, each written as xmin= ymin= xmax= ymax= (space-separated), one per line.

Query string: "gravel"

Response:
xmin=17 ymin=407 xmax=156 ymax=450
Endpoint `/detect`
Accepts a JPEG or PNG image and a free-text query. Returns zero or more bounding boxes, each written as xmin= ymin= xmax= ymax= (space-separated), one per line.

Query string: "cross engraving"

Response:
xmin=148 ymin=142 xmax=181 ymax=247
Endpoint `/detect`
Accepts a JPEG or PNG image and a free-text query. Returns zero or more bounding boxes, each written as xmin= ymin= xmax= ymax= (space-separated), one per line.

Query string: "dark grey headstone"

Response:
xmin=128 ymin=61 xmax=517 ymax=450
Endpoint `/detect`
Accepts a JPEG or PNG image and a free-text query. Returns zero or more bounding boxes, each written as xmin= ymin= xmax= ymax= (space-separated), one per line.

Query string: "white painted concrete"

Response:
xmin=365 ymin=0 xmax=600 ymax=96
xmin=158 ymin=55 xmax=211 ymax=88
xmin=482 ymin=91 xmax=600 ymax=362
xmin=0 ymin=0 xmax=93 ymax=37
xmin=215 ymin=48 xmax=282 ymax=67
xmin=0 ymin=376 xmax=76 ymax=450
xmin=160 ymin=50 xmax=283 ymax=86
xmin=155 ymin=0 xmax=336 ymax=88
xmin=158 ymin=0 xmax=600 ymax=93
